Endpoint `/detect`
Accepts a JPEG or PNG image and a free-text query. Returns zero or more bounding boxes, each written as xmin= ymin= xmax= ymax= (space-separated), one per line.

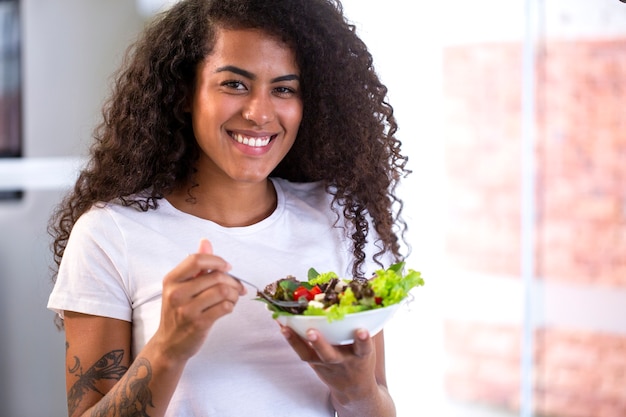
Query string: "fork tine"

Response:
xmin=229 ymin=274 xmax=306 ymax=308
xmin=257 ymin=290 xmax=305 ymax=308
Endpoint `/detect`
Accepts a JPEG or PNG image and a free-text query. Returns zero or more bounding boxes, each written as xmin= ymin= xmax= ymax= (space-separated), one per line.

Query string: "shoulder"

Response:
xmin=64 ymin=203 xmax=128 ymax=263
xmin=72 ymin=202 xmax=120 ymax=235
xmin=76 ymin=195 xmax=166 ymax=228
xmin=271 ymin=177 xmax=335 ymax=210
xmin=71 ymin=198 xmax=157 ymax=246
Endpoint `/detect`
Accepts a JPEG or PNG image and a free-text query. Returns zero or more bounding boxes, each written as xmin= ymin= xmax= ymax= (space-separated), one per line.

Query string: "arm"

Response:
xmin=63 ymin=239 xmax=245 ymax=417
xmin=281 ymin=328 xmax=396 ymax=417
xmin=64 ymin=312 xmax=186 ymax=417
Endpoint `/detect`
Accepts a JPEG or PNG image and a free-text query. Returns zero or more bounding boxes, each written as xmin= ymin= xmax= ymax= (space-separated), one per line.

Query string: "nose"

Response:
xmin=242 ymin=91 xmax=275 ymax=125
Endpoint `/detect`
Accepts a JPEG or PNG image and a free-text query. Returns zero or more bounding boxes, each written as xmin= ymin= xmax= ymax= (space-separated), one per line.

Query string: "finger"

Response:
xmin=352 ymin=328 xmax=373 ymax=357
xmin=165 ymin=252 xmax=231 ymax=286
xmin=165 ymin=287 xmax=240 ymax=338
xmin=170 ymin=273 xmax=242 ymax=319
xmin=304 ymin=329 xmax=342 ymax=363
xmin=192 ymin=271 xmax=243 ymax=297
xmin=279 ymin=325 xmax=319 ymax=362
xmin=194 ymin=241 xmax=245 ymax=295
xmin=164 ymin=270 xmax=244 ymax=313
xmin=193 ymin=238 xmax=230 ymax=278
xmin=198 ymin=238 xmax=213 ymax=255
xmin=192 ymin=282 xmax=241 ymax=316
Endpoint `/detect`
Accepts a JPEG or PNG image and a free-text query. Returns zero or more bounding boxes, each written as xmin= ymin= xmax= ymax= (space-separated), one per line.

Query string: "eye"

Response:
xmin=273 ymin=86 xmax=299 ymax=98
xmin=221 ymin=80 xmax=248 ymax=92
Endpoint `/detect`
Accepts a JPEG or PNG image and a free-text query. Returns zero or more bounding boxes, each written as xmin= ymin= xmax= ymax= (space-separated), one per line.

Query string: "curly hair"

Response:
xmin=49 ymin=0 xmax=411 ymax=280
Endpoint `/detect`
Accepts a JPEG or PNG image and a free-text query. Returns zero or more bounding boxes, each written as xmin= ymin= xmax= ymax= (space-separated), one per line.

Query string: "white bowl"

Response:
xmin=275 ymin=304 xmax=401 ymax=345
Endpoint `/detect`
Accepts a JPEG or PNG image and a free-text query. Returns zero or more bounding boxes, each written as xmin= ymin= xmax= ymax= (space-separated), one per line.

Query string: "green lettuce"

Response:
xmin=303 ymin=262 xmax=424 ymax=322
xmin=370 ymin=262 xmax=424 ymax=307
xmin=307 ymin=268 xmax=339 ymax=286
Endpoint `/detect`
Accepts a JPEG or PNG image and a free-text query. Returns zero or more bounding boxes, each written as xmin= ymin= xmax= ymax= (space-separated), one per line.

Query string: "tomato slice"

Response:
xmin=293 ymin=286 xmax=312 ymax=301
xmin=309 ymin=285 xmax=322 ymax=297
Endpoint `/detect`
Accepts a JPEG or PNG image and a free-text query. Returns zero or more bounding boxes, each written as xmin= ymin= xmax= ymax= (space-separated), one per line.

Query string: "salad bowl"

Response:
xmin=275 ymin=302 xmax=401 ymax=345
xmin=259 ymin=262 xmax=423 ymax=345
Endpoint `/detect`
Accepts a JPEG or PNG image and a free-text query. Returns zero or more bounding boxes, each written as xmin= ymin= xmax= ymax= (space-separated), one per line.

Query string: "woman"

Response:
xmin=48 ymin=0 xmax=410 ymax=416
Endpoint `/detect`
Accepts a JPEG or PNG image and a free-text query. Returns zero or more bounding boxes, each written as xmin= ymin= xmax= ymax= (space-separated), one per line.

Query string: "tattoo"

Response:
xmin=67 ymin=348 xmax=155 ymax=417
xmin=92 ymin=358 xmax=154 ymax=417
xmin=68 ymin=349 xmax=129 ymax=415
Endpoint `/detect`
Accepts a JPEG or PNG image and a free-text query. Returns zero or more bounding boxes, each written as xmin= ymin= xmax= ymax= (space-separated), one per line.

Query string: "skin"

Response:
xmin=62 ymin=28 xmax=395 ymax=417
xmin=170 ymin=27 xmax=303 ymax=226
xmin=281 ymin=325 xmax=395 ymax=417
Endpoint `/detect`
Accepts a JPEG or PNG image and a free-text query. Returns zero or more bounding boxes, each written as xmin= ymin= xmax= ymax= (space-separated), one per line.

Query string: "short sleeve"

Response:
xmin=47 ymin=205 xmax=132 ymax=321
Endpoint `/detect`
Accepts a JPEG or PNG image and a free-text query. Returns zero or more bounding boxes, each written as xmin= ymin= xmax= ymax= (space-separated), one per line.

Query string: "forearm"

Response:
xmin=332 ymin=382 xmax=396 ymax=417
xmin=77 ymin=342 xmax=186 ymax=417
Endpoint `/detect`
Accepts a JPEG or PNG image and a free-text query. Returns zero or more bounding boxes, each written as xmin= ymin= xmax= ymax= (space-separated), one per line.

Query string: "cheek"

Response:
xmin=285 ymin=102 xmax=304 ymax=129
xmin=192 ymin=101 xmax=229 ymax=139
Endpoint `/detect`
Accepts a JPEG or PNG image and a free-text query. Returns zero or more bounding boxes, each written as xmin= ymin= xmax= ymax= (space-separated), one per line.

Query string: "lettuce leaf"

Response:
xmin=303 ymin=262 xmax=424 ymax=322
xmin=307 ymin=268 xmax=338 ymax=286
xmin=263 ymin=263 xmax=424 ymax=321
xmin=370 ymin=262 xmax=424 ymax=306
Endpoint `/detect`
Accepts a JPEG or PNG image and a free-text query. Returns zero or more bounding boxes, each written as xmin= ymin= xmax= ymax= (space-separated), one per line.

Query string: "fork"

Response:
xmin=229 ymin=274 xmax=308 ymax=309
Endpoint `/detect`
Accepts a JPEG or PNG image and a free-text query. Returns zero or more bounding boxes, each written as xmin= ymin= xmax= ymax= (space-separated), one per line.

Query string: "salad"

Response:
xmin=258 ymin=262 xmax=424 ymax=321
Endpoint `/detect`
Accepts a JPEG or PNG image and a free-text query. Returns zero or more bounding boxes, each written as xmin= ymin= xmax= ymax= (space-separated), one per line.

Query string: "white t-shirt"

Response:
xmin=48 ymin=177 xmax=388 ymax=417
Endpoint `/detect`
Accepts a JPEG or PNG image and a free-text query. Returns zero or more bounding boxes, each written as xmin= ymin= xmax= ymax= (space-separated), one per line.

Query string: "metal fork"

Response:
xmin=229 ymin=274 xmax=308 ymax=309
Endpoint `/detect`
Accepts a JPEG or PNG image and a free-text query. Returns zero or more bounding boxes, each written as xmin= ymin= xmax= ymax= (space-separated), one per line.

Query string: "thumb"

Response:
xmin=198 ymin=238 xmax=213 ymax=255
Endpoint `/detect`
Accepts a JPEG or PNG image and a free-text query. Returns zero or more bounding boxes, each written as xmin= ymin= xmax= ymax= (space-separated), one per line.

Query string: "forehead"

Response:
xmin=204 ymin=27 xmax=299 ymax=74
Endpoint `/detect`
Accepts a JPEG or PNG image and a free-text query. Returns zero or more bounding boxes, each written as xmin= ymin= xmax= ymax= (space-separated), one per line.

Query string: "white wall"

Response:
xmin=340 ymin=1 xmax=626 ymax=416
xmin=0 ymin=2 xmax=143 ymax=416
xmin=338 ymin=2 xmax=448 ymax=415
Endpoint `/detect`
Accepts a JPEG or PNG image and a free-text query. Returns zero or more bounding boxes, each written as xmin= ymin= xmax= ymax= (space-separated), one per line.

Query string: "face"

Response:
xmin=189 ymin=27 xmax=303 ymax=186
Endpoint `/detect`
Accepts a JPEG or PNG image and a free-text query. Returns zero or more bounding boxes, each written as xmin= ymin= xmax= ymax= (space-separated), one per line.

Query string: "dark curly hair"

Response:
xmin=49 ymin=0 xmax=411 ymax=280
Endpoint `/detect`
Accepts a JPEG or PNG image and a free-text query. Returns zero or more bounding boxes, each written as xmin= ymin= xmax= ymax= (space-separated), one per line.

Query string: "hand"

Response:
xmin=153 ymin=239 xmax=246 ymax=363
xmin=280 ymin=325 xmax=379 ymax=400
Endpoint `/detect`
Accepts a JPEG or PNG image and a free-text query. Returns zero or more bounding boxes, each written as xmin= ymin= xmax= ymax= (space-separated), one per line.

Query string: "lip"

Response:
xmin=227 ymin=129 xmax=279 ymax=155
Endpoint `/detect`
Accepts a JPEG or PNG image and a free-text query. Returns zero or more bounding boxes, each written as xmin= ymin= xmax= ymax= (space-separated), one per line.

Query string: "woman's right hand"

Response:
xmin=63 ymin=239 xmax=245 ymax=417
xmin=153 ymin=238 xmax=246 ymax=364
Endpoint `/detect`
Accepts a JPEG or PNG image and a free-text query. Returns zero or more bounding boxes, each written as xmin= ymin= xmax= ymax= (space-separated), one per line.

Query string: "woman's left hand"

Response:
xmin=280 ymin=326 xmax=395 ymax=417
xmin=281 ymin=326 xmax=376 ymax=391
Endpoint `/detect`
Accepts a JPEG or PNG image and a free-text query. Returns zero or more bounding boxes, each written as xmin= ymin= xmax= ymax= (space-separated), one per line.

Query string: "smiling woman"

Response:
xmin=46 ymin=1 xmax=410 ymax=417
xmin=176 ymin=28 xmax=303 ymax=206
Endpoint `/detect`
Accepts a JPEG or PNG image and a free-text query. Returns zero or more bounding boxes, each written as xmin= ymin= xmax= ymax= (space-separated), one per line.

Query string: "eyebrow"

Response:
xmin=215 ymin=65 xmax=300 ymax=83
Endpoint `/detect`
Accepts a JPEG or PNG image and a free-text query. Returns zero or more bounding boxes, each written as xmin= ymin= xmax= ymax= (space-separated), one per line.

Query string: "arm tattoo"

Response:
xmin=67 ymin=348 xmax=154 ymax=416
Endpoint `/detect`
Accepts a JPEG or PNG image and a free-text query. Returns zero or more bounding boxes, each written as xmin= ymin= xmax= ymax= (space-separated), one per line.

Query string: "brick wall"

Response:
xmin=535 ymin=328 xmax=626 ymax=417
xmin=444 ymin=321 xmax=521 ymax=409
xmin=444 ymin=322 xmax=626 ymax=417
xmin=444 ymin=39 xmax=626 ymax=286
xmin=443 ymin=39 xmax=626 ymax=417
xmin=539 ymin=40 xmax=626 ymax=287
xmin=444 ymin=42 xmax=523 ymax=278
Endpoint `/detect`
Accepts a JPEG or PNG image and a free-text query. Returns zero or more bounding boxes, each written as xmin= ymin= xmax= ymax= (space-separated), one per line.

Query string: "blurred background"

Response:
xmin=1 ymin=0 xmax=625 ymax=416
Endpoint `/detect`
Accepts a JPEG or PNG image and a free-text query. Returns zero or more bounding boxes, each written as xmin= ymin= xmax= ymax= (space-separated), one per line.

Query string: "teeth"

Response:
xmin=232 ymin=132 xmax=271 ymax=147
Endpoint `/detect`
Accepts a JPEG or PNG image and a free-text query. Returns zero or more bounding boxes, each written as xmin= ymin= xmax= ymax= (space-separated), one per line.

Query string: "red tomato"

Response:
xmin=375 ymin=297 xmax=383 ymax=305
xmin=309 ymin=285 xmax=322 ymax=297
xmin=293 ymin=286 xmax=312 ymax=301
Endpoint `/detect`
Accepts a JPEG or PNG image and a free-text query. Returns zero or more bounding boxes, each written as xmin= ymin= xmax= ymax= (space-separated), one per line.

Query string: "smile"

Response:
xmin=230 ymin=132 xmax=274 ymax=147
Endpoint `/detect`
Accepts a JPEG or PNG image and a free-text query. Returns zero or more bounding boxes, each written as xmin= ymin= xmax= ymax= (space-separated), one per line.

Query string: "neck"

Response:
xmin=168 ymin=179 xmax=277 ymax=227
